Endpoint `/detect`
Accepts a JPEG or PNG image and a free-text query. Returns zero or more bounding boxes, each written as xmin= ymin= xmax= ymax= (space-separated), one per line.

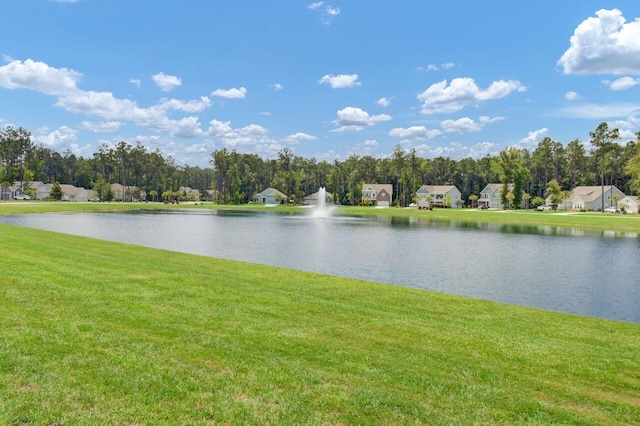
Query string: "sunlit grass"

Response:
xmin=1 ymin=224 xmax=638 ymax=424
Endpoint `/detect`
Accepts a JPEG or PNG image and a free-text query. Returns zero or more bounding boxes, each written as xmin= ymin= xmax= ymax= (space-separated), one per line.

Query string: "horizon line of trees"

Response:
xmin=2 ymin=123 xmax=640 ymax=207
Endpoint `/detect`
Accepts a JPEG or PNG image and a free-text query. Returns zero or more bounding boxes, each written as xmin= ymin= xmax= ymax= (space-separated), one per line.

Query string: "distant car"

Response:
xmin=14 ymin=194 xmax=31 ymax=200
xmin=537 ymin=205 xmax=552 ymax=211
xmin=604 ymin=206 xmax=618 ymax=213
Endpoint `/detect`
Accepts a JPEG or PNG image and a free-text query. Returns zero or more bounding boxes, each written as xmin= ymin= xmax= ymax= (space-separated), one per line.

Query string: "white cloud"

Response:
xmin=607 ymin=76 xmax=638 ymax=91
xmin=565 ymin=91 xmax=580 ymax=100
xmin=377 ymin=97 xmax=391 ymax=107
xmin=159 ymin=96 xmax=211 ymax=113
xmin=32 ymin=126 xmax=77 ymax=148
xmin=211 ymin=87 xmax=247 ymax=99
xmin=517 ymin=128 xmax=549 ymax=148
xmin=319 ymin=74 xmax=361 ymax=89
xmin=389 ymin=125 xmax=441 ymax=140
xmin=79 ymin=121 xmax=123 ymax=133
xmin=129 ymin=78 xmax=141 ymax=89
xmin=285 ymin=132 xmax=317 ymax=144
xmin=558 ymin=9 xmax=640 ymax=75
xmin=332 ymin=107 xmax=391 ymax=132
xmin=441 ymin=117 xmax=483 ymax=133
xmin=309 ymin=2 xmax=340 ymax=25
xmin=0 ymin=59 xmax=81 ymax=96
xmin=417 ymin=77 xmax=525 ymax=114
xmin=206 ymin=119 xmax=281 ymax=156
xmin=152 ymin=72 xmax=182 ymax=92
xmin=557 ymin=102 xmax=640 ymax=119
xmin=270 ymin=83 xmax=283 ymax=91
xmin=259 ymin=111 xmax=271 ymax=116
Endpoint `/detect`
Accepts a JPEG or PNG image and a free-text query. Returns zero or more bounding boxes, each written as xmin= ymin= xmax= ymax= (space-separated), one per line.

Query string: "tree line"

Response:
xmin=1 ymin=123 xmax=640 ymax=205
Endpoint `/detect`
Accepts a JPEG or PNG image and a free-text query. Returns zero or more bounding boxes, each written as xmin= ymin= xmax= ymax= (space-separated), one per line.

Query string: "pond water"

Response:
xmin=2 ymin=209 xmax=639 ymax=323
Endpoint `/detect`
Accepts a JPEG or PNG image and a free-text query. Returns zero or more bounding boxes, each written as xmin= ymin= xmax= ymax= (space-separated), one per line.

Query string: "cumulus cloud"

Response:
xmin=206 ymin=119 xmax=282 ymax=156
xmin=377 ymin=97 xmax=391 ymax=107
xmin=152 ymin=72 xmax=182 ymax=92
xmin=389 ymin=125 xmax=441 ymax=140
xmin=517 ymin=128 xmax=549 ymax=148
xmin=211 ymin=87 xmax=247 ymax=99
xmin=159 ymin=96 xmax=211 ymax=113
xmin=319 ymin=74 xmax=361 ymax=89
xmin=417 ymin=77 xmax=525 ymax=114
xmin=129 ymin=78 xmax=141 ymax=89
xmin=79 ymin=121 xmax=123 ymax=133
xmin=0 ymin=59 xmax=219 ymax=141
xmin=558 ymin=9 xmax=640 ymax=75
xmin=332 ymin=107 xmax=391 ymax=132
xmin=270 ymin=83 xmax=283 ymax=91
xmin=32 ymin=126 xmax=78 ymax=148
xmin=284 ymin=132 xmax=317 ymax=144
xmin=606 ymin=76 xmax=638 ymax=91
xmin=0 ymin=59 xmax=81 ymax=95
xmin=441 ymin=117 xmax=484 ymax=133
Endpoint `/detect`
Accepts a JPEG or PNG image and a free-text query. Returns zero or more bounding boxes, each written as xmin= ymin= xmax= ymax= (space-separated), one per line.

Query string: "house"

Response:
xmin=28 ymin=181 xmax=52 ymax=200
xmin=1 ymin=184 xmax=24 ymax=200
xmin=618 ymin=195 xmax=639 ymax=213
xmin=110 ymin=184 xmax=143 ymax=201
xmin=416 ymin=185 xmax=462 ymax=208
xmin=361 ymin=184 xmax=393 ymax=207
xmin=476 ymin=183 xmax=526 ymax=209
xmin=59 ymin=184 xmax=89 ymax=202
xmin=304 ymin=190 xmax=334 ymax=206
xmin=253 ymin=187 xmax=287 ymax=204
xmin=203 ymin=189 xmax=216 ymax=202
xmin=179 ymin=186 xmax=201 ymax=201
xmin=558 ymin=186 xmax=625 ymax=211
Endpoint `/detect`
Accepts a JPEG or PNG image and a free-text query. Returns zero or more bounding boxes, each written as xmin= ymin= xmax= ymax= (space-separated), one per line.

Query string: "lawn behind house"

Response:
xmin=1 ymin=224 xmax=638 ymax=424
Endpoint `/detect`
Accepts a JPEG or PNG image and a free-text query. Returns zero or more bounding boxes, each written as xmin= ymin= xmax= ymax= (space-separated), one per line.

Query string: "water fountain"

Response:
xmin=312 ymin=187 xmax=333 ymax=218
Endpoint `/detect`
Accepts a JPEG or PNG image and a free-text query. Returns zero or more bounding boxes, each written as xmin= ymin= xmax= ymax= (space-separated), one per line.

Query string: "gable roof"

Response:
xmin=255 ymin=187 xmax=287 ymax=198
xmin=418 ymin=185 xmax=460 ymax=195
xmin=570 ymin=186 xmax=623 ymax=202
xmin=361 ymin=183 xmax=393 ymax=195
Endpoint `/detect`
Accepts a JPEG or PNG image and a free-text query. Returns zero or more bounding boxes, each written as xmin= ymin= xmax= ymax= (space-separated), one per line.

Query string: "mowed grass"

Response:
xmin=1 ymin=224 xmax=639 ymax=425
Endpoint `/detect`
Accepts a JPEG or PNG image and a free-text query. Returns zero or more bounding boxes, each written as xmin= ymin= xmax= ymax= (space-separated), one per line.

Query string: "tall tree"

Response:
xmin=589 ymin=122 xmax=620 ymax=213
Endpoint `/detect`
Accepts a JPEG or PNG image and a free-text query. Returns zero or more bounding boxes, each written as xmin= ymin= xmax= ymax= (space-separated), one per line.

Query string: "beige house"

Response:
xmin=558 ymin=186 xmax=625 ymax=211
xmin=59 ymin=184 xmax=90 ymax=202
xmin=303 ymin=190 xmax=334 ymax=206
xmin=361 ymin=184 xmax=393 ymax=207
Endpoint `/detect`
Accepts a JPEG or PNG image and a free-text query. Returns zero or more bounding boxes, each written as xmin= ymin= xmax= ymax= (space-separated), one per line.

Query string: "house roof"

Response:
xmin=255 ymin=188 xmax=287 ymax=198
xmin=418 ymin=185 xmax=460 ymax=195
xmin=59 ymin=184 xmax=88 ymax=195
xmin=480 ymin=183 xmax=514 ymax=194
xmin=361 ymin=183 xmax=393 ymax=195
xmin=570 ymin=186 xmax=623 ymax=203
xmin=620 ymin=195 xmax=639 ymax=203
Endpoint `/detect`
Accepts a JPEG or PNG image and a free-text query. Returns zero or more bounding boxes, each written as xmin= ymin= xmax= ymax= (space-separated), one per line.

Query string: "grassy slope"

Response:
xmin=1 ymin=224 xmax=638 ymax=425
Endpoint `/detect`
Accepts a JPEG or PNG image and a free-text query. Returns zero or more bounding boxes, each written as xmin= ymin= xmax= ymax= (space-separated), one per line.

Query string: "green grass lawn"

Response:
xmin=1 ymin=224 xmax=638 ymax=424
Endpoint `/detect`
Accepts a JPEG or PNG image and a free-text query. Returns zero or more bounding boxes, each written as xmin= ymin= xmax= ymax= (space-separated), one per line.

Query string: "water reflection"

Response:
xmin=1 ymin=210 xmax=639 ymax=323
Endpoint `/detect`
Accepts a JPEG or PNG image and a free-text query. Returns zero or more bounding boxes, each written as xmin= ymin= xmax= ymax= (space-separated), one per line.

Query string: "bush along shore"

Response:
xmin=1 ymin=224 xmax=639 ymax=424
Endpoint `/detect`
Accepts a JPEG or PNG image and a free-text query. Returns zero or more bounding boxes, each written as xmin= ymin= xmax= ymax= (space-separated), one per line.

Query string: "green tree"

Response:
xmin=49 ymin=182 xmax=63 ymax=201
xmin=523 ymin=193 xmax=531 ymax=210
xmin=93 ymin=175 xmax=114 ymax=202
xmin=468 ymin=194 xmax=478 ymax=208
xmin=590 ymin=122 xmax=620 ymax=213
xmin=546 ymin=179 xmax=562 ymax=206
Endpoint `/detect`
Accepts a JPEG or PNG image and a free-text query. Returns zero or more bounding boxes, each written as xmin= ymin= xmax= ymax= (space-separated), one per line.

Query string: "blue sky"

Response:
xmin=1 ymin=1 xmax=640 ymax=167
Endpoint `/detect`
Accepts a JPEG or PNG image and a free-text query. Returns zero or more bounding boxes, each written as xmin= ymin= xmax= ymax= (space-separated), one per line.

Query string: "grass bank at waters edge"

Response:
xmin=3 ymin=200 xmax=640 ymax=232
xmin=1 ymin=224 xmax=639 ymax=424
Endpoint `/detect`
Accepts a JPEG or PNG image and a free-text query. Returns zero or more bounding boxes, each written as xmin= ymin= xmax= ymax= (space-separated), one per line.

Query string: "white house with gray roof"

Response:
xmin=416 ymin=185 xmax=462 ymax=208
xmin=558 ymin=185 xmax=625 ymax=211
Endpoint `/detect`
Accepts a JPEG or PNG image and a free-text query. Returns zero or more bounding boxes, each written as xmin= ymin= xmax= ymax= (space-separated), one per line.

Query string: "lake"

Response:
xmin=2 ymin=209 xmax=639 ymax=323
